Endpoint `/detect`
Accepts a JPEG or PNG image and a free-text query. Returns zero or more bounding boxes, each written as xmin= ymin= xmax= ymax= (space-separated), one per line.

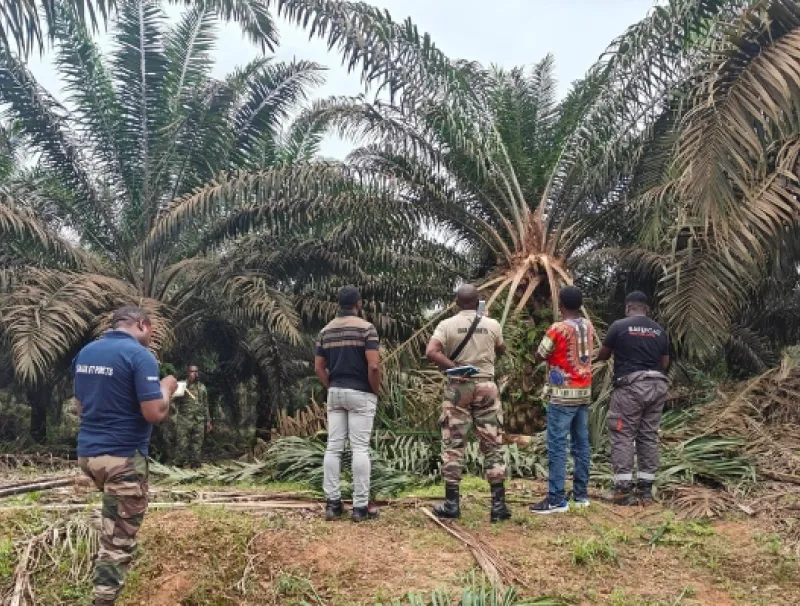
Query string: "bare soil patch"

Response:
xmin=113 ymin=491 xmax=800 ymax=605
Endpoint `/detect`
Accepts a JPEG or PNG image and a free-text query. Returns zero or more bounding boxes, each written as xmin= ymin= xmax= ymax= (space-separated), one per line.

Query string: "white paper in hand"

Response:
xmin=172 ymin=381 xmax=187 ymax=398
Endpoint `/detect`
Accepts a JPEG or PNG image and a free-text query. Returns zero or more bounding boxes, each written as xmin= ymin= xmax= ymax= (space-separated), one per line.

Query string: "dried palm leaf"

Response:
xmin=666 ymin=484 xmax=736 ymax=519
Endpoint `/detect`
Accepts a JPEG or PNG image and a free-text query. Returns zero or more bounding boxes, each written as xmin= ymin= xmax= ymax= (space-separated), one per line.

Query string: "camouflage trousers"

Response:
xmin=78 ymin=451 xmax=149 ymax=605
xmin=439 ymin=379 xmax=506 ymax=484
xmin=174 ymin=417 xmax=204 ymax=467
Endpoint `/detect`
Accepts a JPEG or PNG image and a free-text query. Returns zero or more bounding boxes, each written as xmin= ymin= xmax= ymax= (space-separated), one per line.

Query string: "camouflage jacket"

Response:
xmin=174 ymin=382 xmax=209 ymax=423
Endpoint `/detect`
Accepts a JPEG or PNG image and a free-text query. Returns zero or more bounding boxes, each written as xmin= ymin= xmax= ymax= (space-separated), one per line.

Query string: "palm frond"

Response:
xmin=200 ymin=0 xmax=277 ymax=51
xmin=0 ymin=270 xmax=135 ymax=384
xmin=0 ymin=192 xmax=97 ymax=269
xmin=51 ymin=1 xmax=133 ymax=203
xmin=230 ymin=59 xmax=325 ymax=168
xmin=0 ymin=47 xmax=121 ymax=256
xmin=111 ymin=0 xmax=167 ymax=235
xmin=144 ymin=162 xmax=404 ymax=256
xmin=0 ymin=0 xmax=113 ymax=57
xmin=674 ymin=1 xmax=800 ymax=236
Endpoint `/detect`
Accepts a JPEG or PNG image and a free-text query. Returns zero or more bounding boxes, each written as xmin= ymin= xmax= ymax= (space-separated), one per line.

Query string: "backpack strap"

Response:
xmin=450 ymin=313 xmax=483 ymax=363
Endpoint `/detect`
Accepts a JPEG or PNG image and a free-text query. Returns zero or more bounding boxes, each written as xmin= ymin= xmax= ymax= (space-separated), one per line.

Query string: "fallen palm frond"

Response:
xmin=402 ymin=583 xmax=566 ymax=606
xmin=659 ymin=436 xmax=755 ymax=487
xmin=150 ymin=437 xmax=417 ymax=499
xmin=2 ymin=515 xmax=98 ymax=606
xmin=0 ymin=500 xmax=320 ymax=514
xmin=663 ymin=485 xmax=737 ymax=519
xmin=421 ymin=509 xmax=525 ymax=590
xmin=697 ymin=365 xmax=800 ymax=480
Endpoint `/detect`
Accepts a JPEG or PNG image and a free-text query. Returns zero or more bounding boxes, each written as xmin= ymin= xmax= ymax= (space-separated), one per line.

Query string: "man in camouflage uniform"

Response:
xmin=173 ymin=365 xmax=211 ymax=468
xmin=426 ymin=284 xmax=511 ymax=523
xmin=73 ymin=306 xmax=177 ymax=605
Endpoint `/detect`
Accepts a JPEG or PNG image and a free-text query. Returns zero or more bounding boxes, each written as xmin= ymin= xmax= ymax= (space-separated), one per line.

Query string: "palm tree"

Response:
xmin=132 ymin=2 xmax=751 ymax=441
xmin=279 ymin=1 xmax=760 ymax=325
xmin=0 ymin=0 xmax=422 ymax=439
xmin=1 ymin=0 xmax=277 ymax=58
xmin=613 ymin=0 xmax=800 ymax=364
xmin=1 ymin=0 xmax=467 ymax=438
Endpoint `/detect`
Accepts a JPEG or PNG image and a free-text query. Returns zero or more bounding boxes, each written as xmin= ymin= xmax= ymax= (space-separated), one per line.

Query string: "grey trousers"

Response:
xmin=607 ymin=372 xmax=669 ymax=483
xmin=323 ymin=387 xmax=377 ymax=508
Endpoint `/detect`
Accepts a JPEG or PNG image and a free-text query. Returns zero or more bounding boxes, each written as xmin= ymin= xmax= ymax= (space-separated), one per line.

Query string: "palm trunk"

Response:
xmin=27 ymin=383 xmax=52 ymax=443
xmin=254 ymin=374 xmax=272 ymax=442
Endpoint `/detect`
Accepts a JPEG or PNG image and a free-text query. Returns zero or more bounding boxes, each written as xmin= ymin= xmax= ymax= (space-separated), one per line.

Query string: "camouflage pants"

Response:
xmin=156 ymin=416 xmax=177 ymax=463
xmin=440 ymin=379 xmax=506 ymax=484
xmin=78 ymin=452 xmax=149 ymax=605
xmin=174 ymin=417 xmax=204 ymax=467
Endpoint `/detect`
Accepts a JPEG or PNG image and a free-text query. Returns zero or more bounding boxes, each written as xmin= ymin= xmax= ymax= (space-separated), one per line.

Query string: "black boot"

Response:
xmin=637 ymin=480 xmax=654 ymax=505
xmin=325 ymin=499 xmax=343 ymax=520
xmin=490 ymin=482 xmax=512 ymax=523
xmin=433 ymin=483 xmax=460 ymax=519
xmin=351 ymin=502 xmax=379 ymax=522
xmin=612 ymin=482 xmax=639 ymax=506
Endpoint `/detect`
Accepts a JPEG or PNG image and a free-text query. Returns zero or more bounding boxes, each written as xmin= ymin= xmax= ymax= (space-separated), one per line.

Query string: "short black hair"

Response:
xmin=625 ymin=291 xmax=649 ymax=306
xmin=111 ymin=306 xmax=150 ymax=328
xmin=338 ymin=286 xmax=361 ymax=308
xmin=559 ymin=286 xmax=583 ymax=311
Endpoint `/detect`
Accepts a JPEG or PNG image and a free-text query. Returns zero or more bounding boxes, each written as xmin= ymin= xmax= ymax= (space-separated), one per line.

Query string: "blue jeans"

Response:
xmin=546 ymin=403 xmax=590 ymax=502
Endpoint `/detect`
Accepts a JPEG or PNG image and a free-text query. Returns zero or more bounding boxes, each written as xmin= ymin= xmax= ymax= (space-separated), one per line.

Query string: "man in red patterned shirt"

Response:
xmin=530 ymin=286 xmax=595 ymax=514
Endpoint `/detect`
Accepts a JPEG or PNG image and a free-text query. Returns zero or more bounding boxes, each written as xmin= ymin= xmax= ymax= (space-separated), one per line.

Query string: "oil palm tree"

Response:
xmin=0 ymin=0 xmax=460 ymax=438
xmin=163 ymin=0 xmax=751 ymax=331
xmin=614 ymin=0 xmax=800 ymax=363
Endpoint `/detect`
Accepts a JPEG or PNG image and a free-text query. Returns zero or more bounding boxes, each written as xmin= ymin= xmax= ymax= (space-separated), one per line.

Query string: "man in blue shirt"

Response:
xmin=74 ymin=306 xmax=177 ymax=606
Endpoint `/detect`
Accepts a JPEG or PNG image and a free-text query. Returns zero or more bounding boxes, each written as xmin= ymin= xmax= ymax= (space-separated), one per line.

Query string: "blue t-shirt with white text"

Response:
xmin=73 ymin=331 xmax=162 ymax=457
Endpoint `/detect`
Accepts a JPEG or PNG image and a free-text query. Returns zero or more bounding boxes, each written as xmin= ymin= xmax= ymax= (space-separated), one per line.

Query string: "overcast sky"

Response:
xmin=27 ymin=0 xmax=655 ymax=157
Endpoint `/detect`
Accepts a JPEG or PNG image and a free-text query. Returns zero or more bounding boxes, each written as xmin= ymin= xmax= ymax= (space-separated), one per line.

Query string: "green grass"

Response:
xmin=609 ymin=587 xmax=697 ymax=606
xmin=641 ymin=514 xmax=715 ymax=547
xmin=0 ymin=537 xmax=14 ymax=581
xmin=272 ymin=572 xmax=325 ymax=605
xmin=570 ymin=536 xmax=618 ymax=566
xmin=396 ymin=476 xmax=490 ymax=499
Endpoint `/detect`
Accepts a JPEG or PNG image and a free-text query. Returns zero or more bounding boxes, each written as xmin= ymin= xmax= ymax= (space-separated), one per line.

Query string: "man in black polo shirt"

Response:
xmin=314 ymin=286 xmax=381 ymax=522
xmin=596 ymin=291 xmax=669 ymax=505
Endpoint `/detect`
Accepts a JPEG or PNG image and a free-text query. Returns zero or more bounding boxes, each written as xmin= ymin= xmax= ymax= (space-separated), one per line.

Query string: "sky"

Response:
xmin=27 ymin=0 xmax=656 ymax=158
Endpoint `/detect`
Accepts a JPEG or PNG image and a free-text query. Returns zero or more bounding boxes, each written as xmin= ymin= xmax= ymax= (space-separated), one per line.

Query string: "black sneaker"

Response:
xmin=351 ymin=502 xmax=379 ymax=522
xmin=529 ymin=497 xmax=569 ymax=515
xmin=325 ymin=499 xmax=343 ymax=521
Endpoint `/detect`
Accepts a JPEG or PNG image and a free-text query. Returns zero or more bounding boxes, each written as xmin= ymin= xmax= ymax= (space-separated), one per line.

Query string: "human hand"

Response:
xmin=206 ymin=421 xmax=213 ymax=433
xmin=161 ymin=375 xmax=178 ymax=395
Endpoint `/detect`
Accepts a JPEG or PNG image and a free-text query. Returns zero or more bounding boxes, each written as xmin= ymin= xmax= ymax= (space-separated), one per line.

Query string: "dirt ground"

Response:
xmin=111 ymin=482 xmax=800 ymax=606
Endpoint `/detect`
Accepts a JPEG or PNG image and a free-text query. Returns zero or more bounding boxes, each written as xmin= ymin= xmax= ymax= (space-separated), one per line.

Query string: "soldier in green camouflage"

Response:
xmin=173 ymin=365 xmax=211 ymax=468
xmin=426 ymin=284 xmax=511 ymax=523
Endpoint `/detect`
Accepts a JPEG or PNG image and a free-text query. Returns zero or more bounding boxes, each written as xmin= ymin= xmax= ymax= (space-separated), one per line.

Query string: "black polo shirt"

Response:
xmin=603 ymin=315 xmax=669 ymax=380
xmin=315 ymin=312 xmax=379 ymax=393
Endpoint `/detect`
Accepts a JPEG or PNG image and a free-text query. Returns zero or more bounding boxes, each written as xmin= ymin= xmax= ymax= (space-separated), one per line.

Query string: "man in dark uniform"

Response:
xmin=73 ymin=306 xmax=178 ymax=605
xmin=596 ymin=291 xmax=670 ymax=505
xmin=173 ymin=365 xmax=211 ymax=468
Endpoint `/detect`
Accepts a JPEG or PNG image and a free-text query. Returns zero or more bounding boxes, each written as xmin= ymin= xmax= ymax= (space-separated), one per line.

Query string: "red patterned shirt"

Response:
xmin=537 ymin=318 xmax=595 ymax=405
